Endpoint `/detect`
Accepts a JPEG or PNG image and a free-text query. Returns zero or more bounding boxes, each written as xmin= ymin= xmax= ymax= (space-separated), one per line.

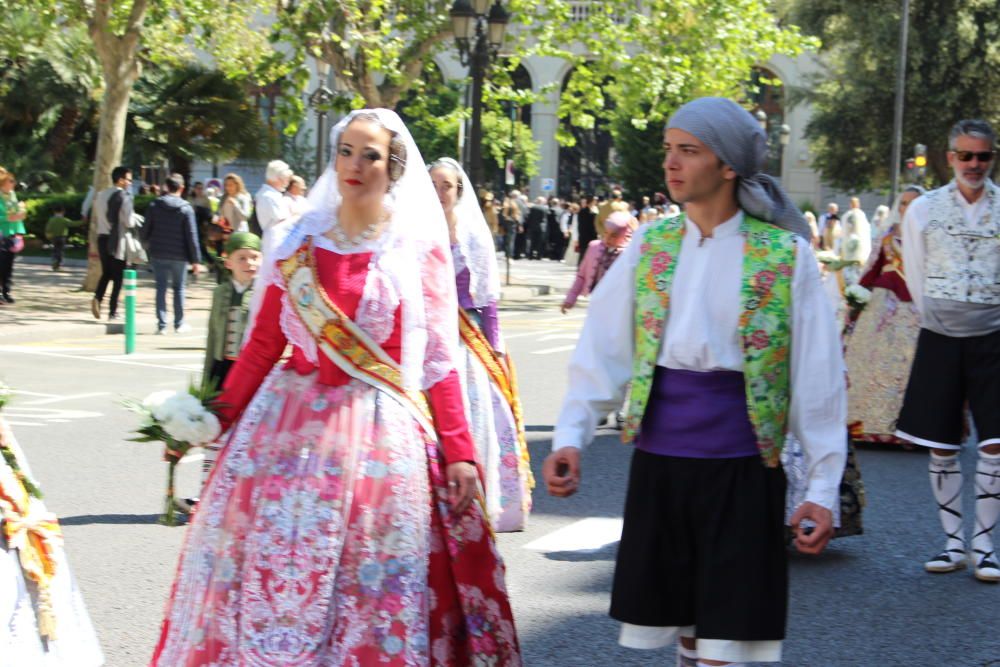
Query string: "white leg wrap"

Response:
xmin=929 ymin=452 xmax=964 ymax=552
xmin=972 ymin=451 xmax=1000 ymax=561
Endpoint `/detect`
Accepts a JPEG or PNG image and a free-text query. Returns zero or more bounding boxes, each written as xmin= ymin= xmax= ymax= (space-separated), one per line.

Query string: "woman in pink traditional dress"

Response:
xmin=844 ymin=185 xmax=925 ymax=446
xmin=428 ymin=158 xmax=532 ymax=532
xmin=151 ymin=109 xmax=521 ymax=666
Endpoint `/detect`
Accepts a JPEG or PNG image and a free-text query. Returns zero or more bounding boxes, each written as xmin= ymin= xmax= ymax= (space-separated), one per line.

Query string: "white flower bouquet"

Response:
xmin=124 ymin=383 xmax=221 ymax=525
xmin=844 ymin=285 xmax=872 ymax=321
xmin=815 ymin=250 xmax=839 ymax=264
xmin=845 ymin=283 xmax=872 ymax=308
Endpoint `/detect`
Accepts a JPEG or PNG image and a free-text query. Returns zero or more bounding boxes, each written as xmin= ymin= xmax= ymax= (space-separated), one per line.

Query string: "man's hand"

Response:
xmin=542 ymin=447 xmax=581 ymax=497
xmin=446 ymin=461 xmax=478 ymax=514
xmin=789 ymin=501 xmax=834 ymax=555
xmin=191 ymin=263 xmax=204 ymax=275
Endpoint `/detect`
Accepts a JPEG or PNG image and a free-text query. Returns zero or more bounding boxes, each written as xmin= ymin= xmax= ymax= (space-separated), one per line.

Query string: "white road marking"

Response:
xmin=3 ymin=406 xmax=103 ymax=424
xmin=23 ymin=391 xmax=110 ymax=405
xmin=536 ymin=333 xmax=580 ymax=342
xmin=98 ymin=353 xmax=204 ymax=361
xmin=0 ymin=346 xmax=198 ymax=372
xmin=523 ymin=517 xmax=623 ymax=553
xmin=532 ymin=344 xmax=577 ymax=355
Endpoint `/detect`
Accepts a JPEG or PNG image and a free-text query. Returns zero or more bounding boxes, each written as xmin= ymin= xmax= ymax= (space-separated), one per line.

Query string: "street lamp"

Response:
xmin=755 ymin=109 xmax=768 ymax=131
xmin=309 ymin=58 xmax=334 ymax=181
xmin=779 ymin=123 xmax=791 ymax=147
xmin=450 ymin=0 xmax=509 ymax=192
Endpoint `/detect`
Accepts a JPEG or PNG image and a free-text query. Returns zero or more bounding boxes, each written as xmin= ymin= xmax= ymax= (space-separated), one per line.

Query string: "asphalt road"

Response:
xmin=2 ymin=258 xmax=999 ymax=666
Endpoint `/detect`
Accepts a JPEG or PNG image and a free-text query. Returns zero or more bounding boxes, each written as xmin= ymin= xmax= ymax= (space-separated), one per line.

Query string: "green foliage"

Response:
xmin=126 ymin=64 xmax=269 ymax=177
xmin=20 ymin=194 xmax=156 ymax=239
xmin=787 ymin=0 xmax=1000 ymax=190
xmin=611 ymin=114 xmax=666 ymax=201
xmin=508 ymin=0 xmax=816 ymax=149
xmin=396 ymin=65 xmax=541 ymax=182
xmin=0 ymin=22 xmax=102 ymax=191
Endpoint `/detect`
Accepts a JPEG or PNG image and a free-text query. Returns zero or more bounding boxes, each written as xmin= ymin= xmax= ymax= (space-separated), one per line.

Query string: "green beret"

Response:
xmin=225 ymin=231 xmax=262 ymax=255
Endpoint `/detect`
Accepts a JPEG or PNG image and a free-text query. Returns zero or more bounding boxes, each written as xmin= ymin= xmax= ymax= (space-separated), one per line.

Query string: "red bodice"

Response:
xmin=859 ymin=235 xmax=911 ymax=302
xmin=218 ymin=247 xmax=475 ymax=463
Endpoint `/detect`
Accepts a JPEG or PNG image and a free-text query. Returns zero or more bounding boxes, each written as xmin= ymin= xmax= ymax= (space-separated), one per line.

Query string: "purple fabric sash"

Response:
xmin=635 ymin=367 xmax=759 ymax=459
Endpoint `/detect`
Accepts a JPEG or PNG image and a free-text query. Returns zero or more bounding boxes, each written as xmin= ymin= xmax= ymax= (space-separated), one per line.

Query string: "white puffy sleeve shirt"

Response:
xmin=553 ymin=212 xmax=847 ymax=510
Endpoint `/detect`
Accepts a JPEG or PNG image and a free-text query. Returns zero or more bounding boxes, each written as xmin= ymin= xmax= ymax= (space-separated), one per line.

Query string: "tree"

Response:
xmin=2 ymin=0 xmax=282 ymax=288
xmin=127 ymin=64 xmax=269 ymax=184
xmin=397 ymin=67 xmax=540 ymax=189
xmin=274 ymin=0 xmax=808 ymax=196
xmin=535 ymin=0 xmax=816 ymax=150
xmin=0 ymin=24 xmax=102 ymax=192
xmin=785 ymin=0 xmax=1000 ymax=191
xmin=610 ymin=113 xmax=666 ymax=203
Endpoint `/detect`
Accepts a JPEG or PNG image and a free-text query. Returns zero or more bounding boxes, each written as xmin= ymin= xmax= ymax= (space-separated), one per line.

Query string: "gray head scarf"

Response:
xmin=667 ymin=97 xmax=810 ymax=240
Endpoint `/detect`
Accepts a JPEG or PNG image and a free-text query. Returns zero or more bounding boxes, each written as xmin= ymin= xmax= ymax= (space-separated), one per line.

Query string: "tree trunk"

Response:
xmin=83 ymin=68 xmax=138 ymax=290
xmin=82 ymin=0 xmax=148 ymax=291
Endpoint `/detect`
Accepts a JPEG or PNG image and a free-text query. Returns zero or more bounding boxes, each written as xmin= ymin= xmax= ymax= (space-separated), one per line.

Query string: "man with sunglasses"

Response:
xmin=897 ymin=119 xmax=1000 ymax=584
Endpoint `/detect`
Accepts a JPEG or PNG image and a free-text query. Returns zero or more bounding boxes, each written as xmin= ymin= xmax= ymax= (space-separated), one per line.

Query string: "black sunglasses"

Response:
xmin=952 ymin=150 xmax=996 ymax=163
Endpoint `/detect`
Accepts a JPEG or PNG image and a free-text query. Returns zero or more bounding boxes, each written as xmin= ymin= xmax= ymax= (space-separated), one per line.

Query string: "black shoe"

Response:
xmin=2 ymin=293 xmax=14 ymax=304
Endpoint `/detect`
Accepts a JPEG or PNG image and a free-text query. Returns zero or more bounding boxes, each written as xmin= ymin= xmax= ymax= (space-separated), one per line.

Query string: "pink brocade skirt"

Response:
xmin=151 ymin=368 xmax=520 ymax=667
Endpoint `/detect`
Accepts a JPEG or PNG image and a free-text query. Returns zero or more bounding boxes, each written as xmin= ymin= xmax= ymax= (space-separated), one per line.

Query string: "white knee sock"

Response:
xmin=695 ymin=662 xmax=745 ymax=667
xmin=972 ymin=451 xmax=1000 ymax=561
xmin=929 ymin=453 xmax=964 ymax=553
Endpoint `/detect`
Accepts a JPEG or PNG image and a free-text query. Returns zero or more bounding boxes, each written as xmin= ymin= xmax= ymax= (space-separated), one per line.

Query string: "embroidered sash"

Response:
xmin=0 ymin=418 xmax=62 ymax=640
xmin=279 ymin=242 xmax=436 ymax=437
xmin=458 ymin=309 xmax=535 ymax=492
xmin=279 ymin=240 xmax=522 ymax=665
xmin=623 ymin=215 xmax=796 ymax=468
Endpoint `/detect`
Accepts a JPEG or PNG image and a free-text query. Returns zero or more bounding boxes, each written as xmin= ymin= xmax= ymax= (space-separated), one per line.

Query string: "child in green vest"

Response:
xmin=44 ymin=205 xmax=85 ymax=271
xmin=194 ymin=231 xmax=261 ymax=502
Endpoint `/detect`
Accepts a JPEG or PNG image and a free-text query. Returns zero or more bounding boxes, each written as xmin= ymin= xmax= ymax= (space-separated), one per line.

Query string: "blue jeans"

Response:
xmin=151 ymin=258 xmax=188 ymax=330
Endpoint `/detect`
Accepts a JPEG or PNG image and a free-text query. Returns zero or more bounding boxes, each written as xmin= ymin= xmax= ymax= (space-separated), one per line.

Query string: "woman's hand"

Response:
xmin=446 ymin=461 xmax=478 ymax=514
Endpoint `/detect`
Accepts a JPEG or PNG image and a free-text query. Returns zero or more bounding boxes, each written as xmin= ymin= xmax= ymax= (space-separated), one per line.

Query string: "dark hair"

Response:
xmin=164 ymin=173 xmax=185 ymax=193
xmin=428 ymin=158 xmax=464 ymax=199
xmin=111 ymin=166 xmax=131 ymax=183
xmin=53 ymin=205 xmax=66 ymax=214
xmin=342 ymin=112 xmax=407 ymax=184
xmin=949 ymin=119 xmax=997 ymax=150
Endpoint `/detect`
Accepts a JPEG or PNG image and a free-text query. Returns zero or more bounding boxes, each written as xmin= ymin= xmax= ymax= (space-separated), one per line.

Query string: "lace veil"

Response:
xmin=257 ymin=108 xmax=459 ymax=391
xmin=430 ymin=157 xmax=501 ymax=308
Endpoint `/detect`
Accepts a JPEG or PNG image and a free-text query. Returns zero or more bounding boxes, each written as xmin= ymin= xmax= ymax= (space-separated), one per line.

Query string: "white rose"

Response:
xmin=143 ymin=390 xmax=178 ymax=420
xmin=159 ymin=393 xmax=203 ymax=423
xmin=163 ymin=414 xmax=201 ymax=444
xmin=194 ymin=413 xmax=221 ymax=445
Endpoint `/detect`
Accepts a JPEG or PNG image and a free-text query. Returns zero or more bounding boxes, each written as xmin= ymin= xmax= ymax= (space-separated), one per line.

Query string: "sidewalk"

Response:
xmin=0 ymin=255 xmax=574 ymax=345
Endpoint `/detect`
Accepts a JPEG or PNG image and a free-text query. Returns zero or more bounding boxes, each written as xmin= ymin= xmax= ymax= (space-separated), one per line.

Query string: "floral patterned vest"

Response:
xmin=622 ymin=214 xmax=796 ymax=468
xmin=924 ymin=182 xmax=1000 ymax=305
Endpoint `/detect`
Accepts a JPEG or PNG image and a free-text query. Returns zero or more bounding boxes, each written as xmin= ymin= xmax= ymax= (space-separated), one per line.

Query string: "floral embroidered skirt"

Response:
xmin=457 ymin=340 xmax=532 ymax=533
xmin=151 ymin=369 xmax=520 ymax=666
xmin=844 ymin=287 xmax=921 ymax=443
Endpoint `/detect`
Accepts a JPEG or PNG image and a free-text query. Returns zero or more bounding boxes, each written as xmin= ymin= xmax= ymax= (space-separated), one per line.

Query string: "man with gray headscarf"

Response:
xmin=544 ymin=97 xmax=846 ymax=667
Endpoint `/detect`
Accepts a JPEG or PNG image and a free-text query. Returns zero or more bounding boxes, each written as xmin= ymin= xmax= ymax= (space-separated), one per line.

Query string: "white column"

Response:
xmin=527 ymin=57 xmax=567 ymax=198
